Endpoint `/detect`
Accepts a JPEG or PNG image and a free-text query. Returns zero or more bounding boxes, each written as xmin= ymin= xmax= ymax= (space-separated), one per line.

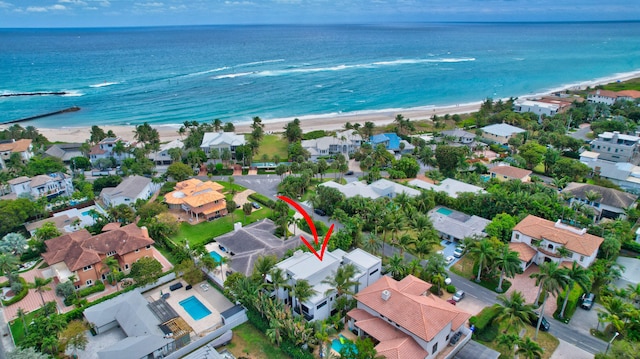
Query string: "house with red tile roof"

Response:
xmin=588 ymin=89 xmax=640 ymax=105
xmin=511 ymin=215 xmax=604 ymax=269
xmin=488 ymin=165 xmax=532 ymax=182
xmin=0 ymin=139 xmax=33 ymax=169
xmin=347 ymin=275 xmax=472 ymax=359
xmin=41 ymin=223 xmax=155 ymax=289
xmin=164 ymin=179 xmax=227 ymax=221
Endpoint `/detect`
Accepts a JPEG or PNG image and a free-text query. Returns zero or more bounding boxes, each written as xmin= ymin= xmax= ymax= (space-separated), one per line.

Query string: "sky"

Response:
xmin=0 ymin=0 xmax=639 ymax=28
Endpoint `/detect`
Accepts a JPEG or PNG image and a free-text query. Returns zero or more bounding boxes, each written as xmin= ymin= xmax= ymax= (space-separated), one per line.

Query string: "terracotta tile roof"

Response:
xmin=0 ymin=139 xmax=31 ymax=152
xmin=375 ymin=337 xmax=428 ymax=359
xmin=617 ymin=90 xmax=640 ymax=99
xmin=355 ymin=317 xmax=407 ymax=341
xmin=42 ymin=223 xmax=154 ymax=271
xmin=509 ymin=242 xmax=537 ymax=262
xmin=183 ymin=191 xmax=225 ymax=208
xmin=513 ymin=215 xmax=604 ymax=256
xmin=347 ymin=308 xmax=375 ymax=321
xmin=489 ymin=165 xmax=532 ymax=179
xmin=590 ymin=90 xmax=620 ymax=98
xmin=165 ymin=179 xmax=225 ymax=207
xmin=89 ymin=145 xmax=106 ymax=155
xmin=355 ymin=275 xmax=471 ymax=342
xmin=102 ymin=222 xmax=122 ymax=231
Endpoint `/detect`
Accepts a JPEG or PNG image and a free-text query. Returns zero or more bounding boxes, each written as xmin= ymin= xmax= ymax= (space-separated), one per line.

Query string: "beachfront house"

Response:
xmin=148 ymin=139 xmax=184 ymax=166
xmin=89 ymin=137 xmax=132 ymax=165
xmin=44 ymin=143 xmax=84 ymax=165
xmin=429 ymin=206 xmax=490 ymax=242
xmin=589 ymin=131 xmax=640 ymax=163
xmin=480 ymin=123 xmax=526 ymax=145
xmin=513 ymin=99 xmax=560 ymax=120
xmin=587 ymin=89 xmax=640 ymax=105
xmin=510 ymin=215 xmax=604 ymax=270
xmin=200 ymin=132 xmax=246 ymax=159
xmin=0 ymin=139 xmax=33 ymax=170
xmin=439 ymin=129 xmax=476 ymax=145
xmin=488 ymin=164 xmax=532 ymax=182
xmin=100 ymin=175 xmax=157 ymax=207
xmin=5 ymin=172 xmax=73 ymax=200
xmin=370 ymin=133 xmax=415 ymax=154
xmin=164 ymin=179 xmax=227 ymax=221
xmin=272 ymin=248 xmax=382 ymax=322
xmin=347 ymin=275 xmax=472 ymax=359
xmin=319 ymin=179 xmax=420 ymax=200
xmin=41 ymin=223 xmax=157 ymax=289
xmin=301 ymin=130 xmax=362 ymax=161
xmin=562 ymin=182 xmax=638 ymax=221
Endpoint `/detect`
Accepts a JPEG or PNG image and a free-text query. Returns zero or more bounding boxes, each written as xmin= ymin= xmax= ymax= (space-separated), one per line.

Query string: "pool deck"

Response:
xmin=329 ymin=330 xmax=358 ymax=357
xmin=205 ymin=242 xmax=232 ymax=282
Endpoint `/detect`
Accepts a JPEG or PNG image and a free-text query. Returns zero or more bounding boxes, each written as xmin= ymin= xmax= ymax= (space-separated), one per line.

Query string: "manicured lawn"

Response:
xmin=449 ymin=255 xmax=512 ymax=293
xmin=253 ymin=134 xmax=289 ymax=162
xmin=10 ymin=308 xmax=42 ymax=345
xmin=220 ymin=322 xmax=291 ymax=359
xmin=478 ymin=325 xmax=559 ymax=359
xmin=172 ymin=208 xmax=273 ymax=248
xmin=216 ymin=180 xmax=247 ymax=194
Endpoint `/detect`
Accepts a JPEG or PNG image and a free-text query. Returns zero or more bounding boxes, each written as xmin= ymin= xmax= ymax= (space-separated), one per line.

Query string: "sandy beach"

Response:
xmin=18 ymin=70 xmax=640 ymax=144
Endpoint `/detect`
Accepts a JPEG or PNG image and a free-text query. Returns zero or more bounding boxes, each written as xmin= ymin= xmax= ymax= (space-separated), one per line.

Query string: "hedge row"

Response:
xmin=248 ymin=193 xmax=276 ymax=209
xmin=65 ymin=284 xmax=137 ymax=322
xmin=469 ymin=304 xmax=501 ymax=342
xmin=2 ymin=277 xmax=29 ymax=306
xmin=622 ymin=240 xmax=640 ymax=253
xmin=554 ymin=282 xmax=584 ymax=322
xmin=246 ymin=308 xmax=314 ymax=359
xmin=77 ymin=280 xmax=105 ymax=298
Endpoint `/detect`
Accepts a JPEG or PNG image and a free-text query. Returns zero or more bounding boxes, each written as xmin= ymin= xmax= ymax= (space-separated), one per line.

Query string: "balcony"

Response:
xmin=293 ymin=306 xmax=314 ymax=321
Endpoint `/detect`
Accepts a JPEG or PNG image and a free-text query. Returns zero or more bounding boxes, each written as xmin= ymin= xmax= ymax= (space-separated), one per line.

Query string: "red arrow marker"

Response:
xmin=277 ymin=195 xmax=334 ymax=262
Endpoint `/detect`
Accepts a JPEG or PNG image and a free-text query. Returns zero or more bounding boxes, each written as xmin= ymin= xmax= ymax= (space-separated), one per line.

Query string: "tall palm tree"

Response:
xmin=254 ymin=256 xmax=277 ymax=284
xmin=516 ymin=337 xmax=544 ymax=359
xmin=529 ymin=261 xmax=569 ymax=340
xmin=292 ymin=279 xmax=317 ymax=319
xmin=494 ymin=291 xmax=536 ymax=333
xmin=322 ymin=264 xmax=358 ymax=299
xmin=30 ymin=276 xmax=53 ymax=307
xmin=314 ymin=320 xmax=337 ymax=358
xmin=0 ymin=253 xmax=18 ymax=276
xmin=362 ymin=234 xmax=381 ymax=256
xmin=16 ymin=307 xmax=27 ymax=336
xmin=102 ymin=257 xmax=121 ymax=290
xmin=496 ymin=333 xmax=520 ymax=357
xmin=495 ymin=245 xmax=522 ymax=292
xmin=470 ymin=239 xmax=495 ymax=282
xmin=385 ymin=254 xmax=406 ymax=280
xmin=265 ymin=267 xmax=290 ymax=302
xmin=559 ymin=261 xmax=591 ymax=318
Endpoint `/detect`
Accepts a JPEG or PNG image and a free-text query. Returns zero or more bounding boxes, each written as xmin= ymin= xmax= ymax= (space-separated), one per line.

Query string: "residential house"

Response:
xmin=563 ymin=182 xmax=638 ymax=220
xmin=488 ymin=165 xmax=532 ymax=182
xmin=408 ymin=178 xmax=485 ymax=199
xmin=273 ymin=248 xmax=382 ymax=322
xmin=214 ymin=219 xmax=301 ymax=277
xmin=440 ymin=129 xmax=476 ymax=145
xmin=6 ymin=172 xmax=73 ymax=200
xmin=44 ymin=143 xmax=84 ymax=164
xmin=164 ymin=179 xmax=227 ymax=221
xmin=428 ymin=206 xmax=490 ymax=242
xmin=370 ymin=133 xmax=415 ymax=154
xmin=89 ymin=137 xmax=132 ymax=164
xmin=100 ymin=175 xmax=156 ymax=207
xmin=319 ymin=179 xmax=420 ymax=200
xmin=200 ymin=132 xmax=245 ymax=158
xmin=0 ymin=139 xmax=33 ymax=169
xmin=347 ymin=275 xmax=472 ymax=359
xmin=587 ymin=89 xmax=640 ymax=105
xmin=480 ymin=124 xmax=526 ymax=145
xmin=301 ymin=130 xmax=362 ymax=161
xmin=511 ymin=215 xmax=604 ymax=270
xmin=25 ymin=214 xmax=81 ymax=236
xmin=41 ymin=223 xmax=156 ymax=289
xmin=589 ymin=131 xmax=640 ymax=163
xmin=148 ymin=139 xmax=184 ymax=165
xmin=513 ymin=99 xmax=560 ymax=119
xmin=579 ymin=155 xmax=640 ymax=192
xmin=84 ymin=291 xmax=191 ymax=359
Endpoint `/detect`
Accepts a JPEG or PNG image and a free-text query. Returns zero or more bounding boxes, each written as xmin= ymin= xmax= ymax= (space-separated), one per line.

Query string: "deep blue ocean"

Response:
xmin=1 ymin=22 xmax=640 ymax=128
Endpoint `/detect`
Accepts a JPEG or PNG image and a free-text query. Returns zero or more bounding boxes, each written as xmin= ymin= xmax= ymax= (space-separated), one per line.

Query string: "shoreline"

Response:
xmin=21 ymin=70 xmax=640 ymax=144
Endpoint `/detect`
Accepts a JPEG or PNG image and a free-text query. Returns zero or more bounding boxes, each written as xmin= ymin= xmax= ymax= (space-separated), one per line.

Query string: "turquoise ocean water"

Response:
xmin=1 ymin=22 xmax=640 ymax=128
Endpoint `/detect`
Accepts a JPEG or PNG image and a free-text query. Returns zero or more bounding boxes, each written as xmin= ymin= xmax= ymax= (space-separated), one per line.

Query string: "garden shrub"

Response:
xmin=446 ymin=285 xmax=456 ymax=293
xmin=554 ymin=282 xmax=584 ymax=321
xmin=77 ymin=280 xmax=105 ymax=297
xmin=2 ymin=277 xmax=28 ymax=306
xmin=248 ymin=193 xmax=276 ymax=209
xmin=473 ymin=304 xmax=501 ymax=341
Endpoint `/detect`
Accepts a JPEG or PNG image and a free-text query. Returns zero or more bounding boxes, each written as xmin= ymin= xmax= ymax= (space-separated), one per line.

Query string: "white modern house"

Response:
xmin=513 ymin=99 xmax=560 ymax=119
xmin=408 ymin=178 xmax=484 ymax=199
xmin=0 ymin=139 xmax=33 ymax=169
xmin=200 ymin=132 xmax=246 ymax=158
xmin=271 ymin=248 xmax=382 ymax=322
xmin=89 ymin=137 xmax=132 ymax=164
xmin=563 ymin=182 xmax=638 ymax=220
xmin=148 ymin=139 xmax=184 ymax=165
xmin=100 ymin=175 xmax=157 ymax=207
xmin=587 ymin=89 xmax=640 ymax=105
xmin=6 ymin=173 xmax=73 ymax=200
xmin=510 ymin=215 xmax=604 ymax=270
xmin=589 ymin=131 xmax=640 ymax=163
xmin=579 ymin=154 xmax=640 ymax=192
xmin=428 ymin=206 xmax=490 ymax=242
xmin=301 ymin=130 xmax=362 ymax=161
xmin=319 ymin=179 xmax=420 ymax=200
xmin=480 ymin=124 xmax=526 ymax=145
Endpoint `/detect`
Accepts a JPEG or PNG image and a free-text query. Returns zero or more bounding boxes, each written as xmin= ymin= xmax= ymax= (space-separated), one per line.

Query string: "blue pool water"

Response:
xmin=179 ymin=296 xmax=212 ymax=321
xmin=437 ymin=208 xmax=453 ymax=216
xmin=331 ymin=335 xmax=356 ymax=354
xmin=209 ymin=251 xmax=222 ymax=263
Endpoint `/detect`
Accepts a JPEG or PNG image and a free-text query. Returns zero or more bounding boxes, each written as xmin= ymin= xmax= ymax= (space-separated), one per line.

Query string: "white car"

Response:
xmin=453 ymin=247 xmax=464 ymax=258
xmin=445 ymin=256 xmax=455 ymax=265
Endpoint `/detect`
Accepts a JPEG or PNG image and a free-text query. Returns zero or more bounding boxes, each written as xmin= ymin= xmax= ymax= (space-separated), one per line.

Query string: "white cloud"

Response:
xmin=135 ymin=1 xmax=164 ymax=7
xmin=225 ymin=1 xmax=255 ymax=5
xmin=59 ymin=0 xmax=88 ymax=5
xmin=99 ymin=0 xmax=110 ymax=7
xmin=0 ymin=1 xmax=13 ymax=9
xmin=50 ymin=4 xmax=67 ymax=10
xmin=26 ymin=6 xmax=47 ymax=12
xmin=25 ymin=4 xmax=67 ymax=12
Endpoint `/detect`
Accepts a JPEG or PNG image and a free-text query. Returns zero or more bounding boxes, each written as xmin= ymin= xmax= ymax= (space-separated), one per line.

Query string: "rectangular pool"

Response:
xmin=331 ymin=334 xmax=356 ymax=354
xmin=179 ymin=296 xmax=212 ymax=320
xmin=436 ymin=207 xmax=453 ymax=216
xmin=210 ymin=251 xmax=223 ymax=263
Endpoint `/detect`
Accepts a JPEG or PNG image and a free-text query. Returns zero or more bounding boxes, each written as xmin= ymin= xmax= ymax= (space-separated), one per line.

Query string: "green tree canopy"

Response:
xmin=166 ymin=161 xmax=193 ymax=181
xmin=130 ymin=257 xmax=163 ymax=286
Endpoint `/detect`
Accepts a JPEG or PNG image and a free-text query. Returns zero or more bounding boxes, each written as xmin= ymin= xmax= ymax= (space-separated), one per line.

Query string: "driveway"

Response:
xmin=550 ymin=339 xmax=594 ymax=359
xmin=506 ymin=265 xmax=558 ymax=316
xmin=570 ymin=302 xmax=603 ymax=336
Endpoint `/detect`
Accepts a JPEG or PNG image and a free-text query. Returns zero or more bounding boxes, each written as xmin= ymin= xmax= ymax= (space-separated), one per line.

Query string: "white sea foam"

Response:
xmin=89 ymin=81 xmax=119 ymax=88
xmin=183 ymin=67 xmax=230 ymax=77
xmin=236 ymin=59 xmax=285 ymax=67
xmin=212 ymin=72 xmax=253 ymax=80
xmin=62 ymin=90 xmax=84 ymax=97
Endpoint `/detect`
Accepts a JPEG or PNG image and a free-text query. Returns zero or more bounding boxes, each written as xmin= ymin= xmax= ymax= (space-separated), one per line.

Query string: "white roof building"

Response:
xmin=428 ymin=206 xmax=490 ymax=241
xmin=200 ymin=132 xmax=246 ymax=155
xmin=408 ymin=178 xmax=485 ymax=199
xmin=319 ymin=179 xmax=420 ymax=200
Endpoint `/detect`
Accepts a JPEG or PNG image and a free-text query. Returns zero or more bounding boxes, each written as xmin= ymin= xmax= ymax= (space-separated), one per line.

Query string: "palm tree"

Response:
xmin=362 ymin=234 xmax=381 ymax=256
xmin=516 ymin=337 xmax=544 ymax=359
xmin=0 ymin=253 xmax=18 ymax=276
xmin=218 ymin=256 xmax=231 ymax=282
xmin=314 ymin=320 xmax=337 ymax=358
xmin=559 ymin=261 xmax=591 ymax=318
xmin=385 ymin=254 xmax=406 ymax=280
xmin=494 ymin=291 xmax=536 ymax=333
xmin=16 ymin=307 xmax=27 ymax=336
xmin=529 ymin=261 xmax=569 ymax=339
xmin=496 ymin=333 xmax=520 ymax=357
xmin=265 ymin=267 xmax=290 ymax=302
xmin=254 ymin=256 xmax=277 ymax=284
xmin=322 ymin=264 xmax=358 ymax=299
xmin=495 ymin=245 xmax=522 ymax=292
xmin=102 ymin=257 xmax=121 ymax=290
xmin=292 ymin=279 xmax=317 ymax=319
xmin=30 ymin=276 xmax=53 ymax=307
xmin=470 ymin=239 xmax=495 ymax=282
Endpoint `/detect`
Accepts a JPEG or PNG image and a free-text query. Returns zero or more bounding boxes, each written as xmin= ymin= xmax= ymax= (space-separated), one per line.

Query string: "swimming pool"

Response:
xmin=179 ymin=296 xmax=212 ymax=320
xmin=210 ymin=250 xmax=223 ymax=263
xmin=331 ymin=334 xmax=356 ymax=354
xmin=437 ymin=207 xmax=453 ymax=216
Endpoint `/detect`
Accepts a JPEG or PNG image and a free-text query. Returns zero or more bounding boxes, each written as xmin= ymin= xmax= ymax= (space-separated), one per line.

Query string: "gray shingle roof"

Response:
xmin=481 ymin=123 xmax=526 ymax=137
xmin=563 ymin=182 xmax=638 ymax=209
xmin=100 ymin=175 xmax=151 ymax=200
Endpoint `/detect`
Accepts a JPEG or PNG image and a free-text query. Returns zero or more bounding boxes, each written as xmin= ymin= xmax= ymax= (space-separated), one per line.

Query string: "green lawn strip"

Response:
xmin=253 ymin=134 xmax=289 ymax=162
xmin=226 ymin=322 xmax=291 ymax=359
xmin=449 ymin=255 xmax=512 ymax=293
xmin=216 ymin=180 xmax=247 ymax=194
xmin=10 ymin=307 xmax=42 ymax=345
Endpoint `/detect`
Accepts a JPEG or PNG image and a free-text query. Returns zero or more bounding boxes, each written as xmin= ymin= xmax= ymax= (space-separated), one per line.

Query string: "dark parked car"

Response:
xmin=252 ymin=202 xmax=261 ymax=209
xmin=531 ymin=312 xmax=550 ymax=331
xmin=345 ymin=170 xmax=354 ymax=175
xmin=580 ymin=293 xmax=595 ymax=310
xmin=314 ymin=208 xmax=326 ymax=216
xmin=449 ymin=331 xmax=462 ymax=346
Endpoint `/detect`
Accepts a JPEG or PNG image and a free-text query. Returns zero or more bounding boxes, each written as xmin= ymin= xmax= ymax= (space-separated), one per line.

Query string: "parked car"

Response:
xmin=314 ymin=208 xmax=326 ymax=216
xmin=252 ymin=202 xmax=261 ymax=209
xmin=449 ymin=331 xmax=462 ymax=346
xmin=445 ymin=256 xmax=455 ymax=265
xmin=453 ymin=247 xmax=465 ymax=258
xmin=444 ymin=277 xmax=452 ymax=285
xmin=580 ymin=293 xmax=595 ymax=310
xmin=452 ymin=290 xmax=465 ymax=302
xmin=446 ymin=299 xmax=457 ymax=305
xmin=530 ymin=312 xmax=550 ymax=331
xmin=345 ymin=170 xmax=354 ymax=175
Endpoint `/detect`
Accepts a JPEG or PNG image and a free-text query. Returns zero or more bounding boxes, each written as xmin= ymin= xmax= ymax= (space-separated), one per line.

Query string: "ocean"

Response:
xmin=1 ymin=22 xmax=640 ymax=128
